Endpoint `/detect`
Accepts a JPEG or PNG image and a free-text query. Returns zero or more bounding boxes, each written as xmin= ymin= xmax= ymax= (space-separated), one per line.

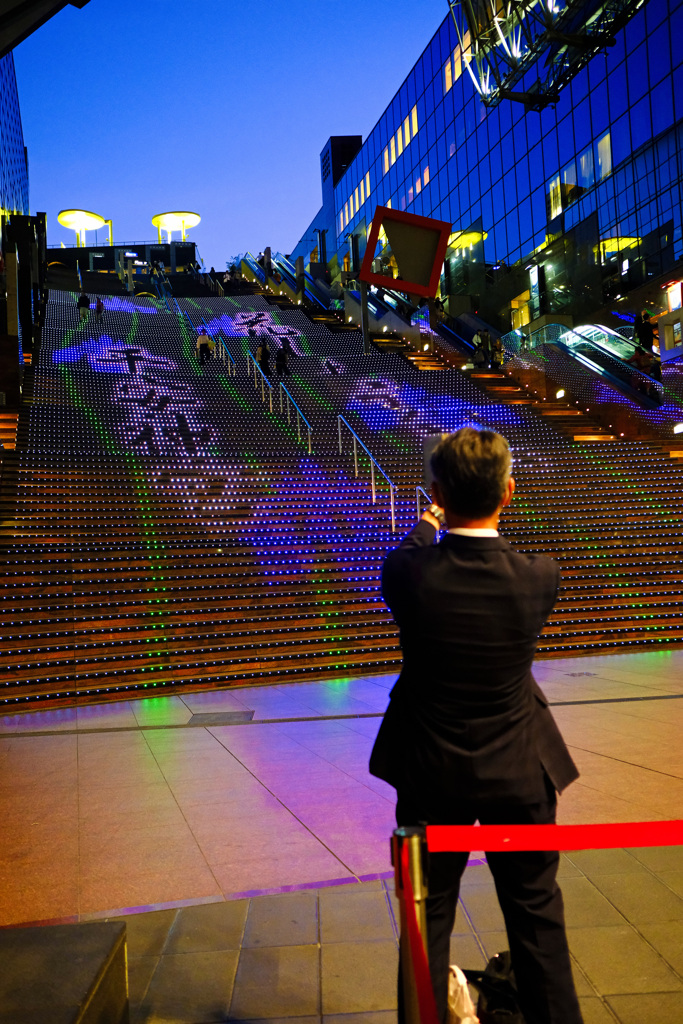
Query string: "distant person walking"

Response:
xmin=196 ymin=327 xmax=211 ymax=366
xmin=491 ymin=336 xmax=505 ymax=369
xmin=635 ymin=312 xmax=655 ymax=351
xmin=95 ymin=297 xmax=104 ymax=324
xmin=77 ymin=291 xmax=90 ymax=322
xmin=256 ymin=339 xmax=270 ymax=377
xmin=275 ymin=345 xmax=290 ymax=377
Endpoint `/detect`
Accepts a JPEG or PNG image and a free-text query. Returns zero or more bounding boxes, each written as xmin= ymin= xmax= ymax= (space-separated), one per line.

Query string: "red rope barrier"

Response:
xmin=426 ymin=819 xmax=683 ymax=853
xmin=400 ymin=840 xmax=441 ymax=1024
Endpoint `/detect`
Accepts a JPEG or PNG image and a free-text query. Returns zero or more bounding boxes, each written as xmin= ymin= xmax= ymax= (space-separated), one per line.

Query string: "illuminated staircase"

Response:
xmin=2 ymin=289 xmax=683 ymax=710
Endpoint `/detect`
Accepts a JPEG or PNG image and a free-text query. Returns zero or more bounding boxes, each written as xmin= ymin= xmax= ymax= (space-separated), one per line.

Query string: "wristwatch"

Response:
xmin=425 ymin=503 xmax=447 ymax=528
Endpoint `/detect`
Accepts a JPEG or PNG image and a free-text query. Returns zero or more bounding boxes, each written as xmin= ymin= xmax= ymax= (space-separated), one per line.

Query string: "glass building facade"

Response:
xmin=291 ymin=0 xmax=683 ymax=331
xmin=0 ymin=52 xmax=29 ymax=218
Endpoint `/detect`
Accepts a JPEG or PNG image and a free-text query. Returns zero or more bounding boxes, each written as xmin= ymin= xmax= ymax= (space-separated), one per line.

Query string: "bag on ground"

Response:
xmin=447 ymin=963 xmax=479 ymax=1024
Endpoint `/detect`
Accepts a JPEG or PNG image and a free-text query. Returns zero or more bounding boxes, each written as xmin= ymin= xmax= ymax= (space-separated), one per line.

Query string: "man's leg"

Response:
xmin=482 ymin=790 xmax=583 ymax=1024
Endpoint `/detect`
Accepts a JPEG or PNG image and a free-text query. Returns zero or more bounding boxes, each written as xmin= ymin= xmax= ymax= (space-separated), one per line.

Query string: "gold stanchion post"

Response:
xmin=392 ymin=826 xmax=429 ymax=1024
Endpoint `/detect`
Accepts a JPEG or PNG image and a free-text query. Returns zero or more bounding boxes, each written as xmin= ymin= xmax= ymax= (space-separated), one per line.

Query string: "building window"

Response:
xmin=339 ymin=213 xmax=344 ymax=234
xmin=365 ymin=171 xmax=371 ymax=196
xmin=423 ymin=165 xmax=430 ymax=185
xmin=383 ymin=147 xmax=389 ymax=173
xmin=408 ymin=185 xmax=414 ymax=204
xmin=548 ymin=174 xmax=562 ymax=219
xmin=444 ymin=56 xmax=453 ymax=94
xmin=397 ymin=126 xmax=403 ymax=156
xmin=596 ymin=132 xmax=612 ymax=179
xmin=354 ymin=186 xmax=359 ymax=212
xmin=411 ymin=104 xmax=418 ymax=137
xmin=360 ymin=178 xmax=365 ymax=204
xmin=577 ymin=145 xmax=594 ymax=189
xmin=390 ymin=135 xmax=396 ymax=165
xmin=401 ymin=193 xmax=407 ymax=210
xmin=386 ymin=198 xmax=392 ymax=208
xmin=416 ymin=176 xmax=422 ymax=194
xmin=453 ymin=46 xmax=462 ymax=83
xmin=344 ymin=201 xmax=349 ymax=225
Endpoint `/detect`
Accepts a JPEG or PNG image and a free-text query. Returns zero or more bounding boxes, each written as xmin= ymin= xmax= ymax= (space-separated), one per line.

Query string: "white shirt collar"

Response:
xmin=448 ymin=527 xmax=499 ymax=537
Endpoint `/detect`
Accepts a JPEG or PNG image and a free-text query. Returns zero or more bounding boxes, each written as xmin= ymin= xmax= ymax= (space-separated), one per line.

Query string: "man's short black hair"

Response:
xmin=430 ymin=428 xmax=512 ymax=518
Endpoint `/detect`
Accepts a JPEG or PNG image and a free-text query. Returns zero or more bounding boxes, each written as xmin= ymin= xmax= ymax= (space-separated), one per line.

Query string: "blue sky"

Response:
xmin=14 ymin=0 xmax=445 ymax=269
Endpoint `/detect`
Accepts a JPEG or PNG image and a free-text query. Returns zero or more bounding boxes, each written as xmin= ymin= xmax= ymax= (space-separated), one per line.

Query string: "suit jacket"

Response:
xmin=370 ymin=520 xmax=578 ymax=804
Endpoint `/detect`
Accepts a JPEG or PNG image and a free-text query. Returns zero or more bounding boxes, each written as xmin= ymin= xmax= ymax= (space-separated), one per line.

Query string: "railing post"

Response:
xmin=296 ymin=409 xmax=301 ymax=442
xmin=370 ymin=460 xmax=376 ymax=503
xmin=307 ymin=427 xmax=312 ymax=455
xmin=353 ymin=435 xmax=358 ymax=477
xmin=416 ymin=488 xmax=421 ymax=522
xmin=261 ymin=375 xmax=265 ymax=402
xmin=279 ymin=383 xmax=284 ymax=414
xmin=287 ymin=393 xmax=291 ymax=424
xmin=392 ymin=827 xmax=429 ymax=1024
xmin=391 ymin=487 xmax=396 ymax=533
xmin=269 ymin=385 xmax=273 ymax=413
xmin=338 ymin=417 xmax=343 ymax=454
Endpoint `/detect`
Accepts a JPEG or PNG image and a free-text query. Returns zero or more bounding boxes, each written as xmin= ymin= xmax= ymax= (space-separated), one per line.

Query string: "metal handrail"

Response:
xmin=415 ymin=486 xmax=432 ymax=522
xmin=278 ymin=381 xmax=313 ymax=453
xmin=246 ymin=350 xmax=274 ymax=412
xmin=246 ymin=350 xmax=313 ymax=450
xmin=337 ymin=415 xmax=397 ymax=532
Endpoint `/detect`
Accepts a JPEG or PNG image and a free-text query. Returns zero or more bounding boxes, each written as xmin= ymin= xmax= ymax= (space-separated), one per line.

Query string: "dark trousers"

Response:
xmin=198 ymin=345 xmax=210 ymax=365
xmin=396 ymin=784 xmax=583 ymax=1024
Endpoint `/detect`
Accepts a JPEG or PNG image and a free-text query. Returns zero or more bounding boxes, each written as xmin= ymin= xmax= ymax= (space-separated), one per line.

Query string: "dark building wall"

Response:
xmin=0 ymin=52 xmax=29 ymax=216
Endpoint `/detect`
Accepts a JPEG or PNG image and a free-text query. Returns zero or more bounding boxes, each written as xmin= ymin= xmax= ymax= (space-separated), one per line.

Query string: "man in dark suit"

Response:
xmin=370 ymin=428 xmax=583 ymax=1024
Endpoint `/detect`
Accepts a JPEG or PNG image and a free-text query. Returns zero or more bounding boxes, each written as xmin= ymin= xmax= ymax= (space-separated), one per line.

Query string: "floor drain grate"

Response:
xmin=188 ymin=711 xmax=255 ymax=725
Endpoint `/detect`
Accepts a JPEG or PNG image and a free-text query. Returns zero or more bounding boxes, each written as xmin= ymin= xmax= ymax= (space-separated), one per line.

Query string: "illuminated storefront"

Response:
xmin=291 ymin=0 xmax=683 ymax=331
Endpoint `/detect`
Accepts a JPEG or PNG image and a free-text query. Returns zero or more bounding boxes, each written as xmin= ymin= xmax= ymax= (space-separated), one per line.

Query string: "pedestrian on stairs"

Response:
xmin=491 ymin=336 xmax=505 ymax=369
xmin=95 ymin=297 xmax=104 ymax=325
xmin=77 ymin=291 xmax=90 ymax=322
xmin=196 ymin=327 xmax=211 ymax=366
xmin=275 ymin=346 xmax=289 ymax=377
xmin=257 ymin=339 xmax=270 ymax=377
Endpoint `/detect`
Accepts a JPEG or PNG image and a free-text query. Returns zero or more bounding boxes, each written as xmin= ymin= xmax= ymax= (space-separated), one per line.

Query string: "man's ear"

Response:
xmin=501 ymin=476 xmax=515 ymax=508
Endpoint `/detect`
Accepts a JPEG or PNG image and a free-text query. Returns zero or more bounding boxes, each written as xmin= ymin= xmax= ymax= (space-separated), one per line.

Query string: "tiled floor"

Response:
xmin=1 ymin=650 xmax=682 ymax=1022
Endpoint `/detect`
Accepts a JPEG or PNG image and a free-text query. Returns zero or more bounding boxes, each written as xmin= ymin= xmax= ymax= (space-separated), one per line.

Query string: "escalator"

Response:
xmin=271 ymin=252 xmax=329 ymax=310
xmin=504 ymin=321 xmax=664 ymax=406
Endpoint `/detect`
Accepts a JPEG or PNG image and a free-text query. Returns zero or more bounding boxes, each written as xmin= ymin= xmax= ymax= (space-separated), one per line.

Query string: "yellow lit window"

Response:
xmin=339 ymin=213 xmax=344 ymax=234
xmin=403 ymin=116 xmax=410 ymax=147
xmin=354 ymin=187 xmax=359 ymax=212
xmin=390 ymin=136 xmax=396 ymax=165
xmin=386 ymin=198 xmax=392 ymax=208
xmin=383 ymin=147 xmax=389 ymax=174
xmin=411 ymin=105 xmax=418 ymax=137
xmin=408 ymin=185 xmax=414 ymax=204
xmin=344 ymin=201 xmax=349 ymax=224
xmin=423 ymin=165 xmax=430 ymax=185
xmin=397 ymin=128 xmax=403 ymax=156
xmin=548 ymin=175 xmax=562 ymax=219
xmin=596 ymin=132 xmax=612 ymax=179
xmin=365 ymin=171 xmax=371 ymax=196
xmin=453 ymin=46 xmax=462 ymax=82
xmin=416 ymin=176 xmax=422 ymax=194
xmin=444 ymin=57 xmax=453 ymax=94
xmin=360 ymin=178 xmax=365 ymax=204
